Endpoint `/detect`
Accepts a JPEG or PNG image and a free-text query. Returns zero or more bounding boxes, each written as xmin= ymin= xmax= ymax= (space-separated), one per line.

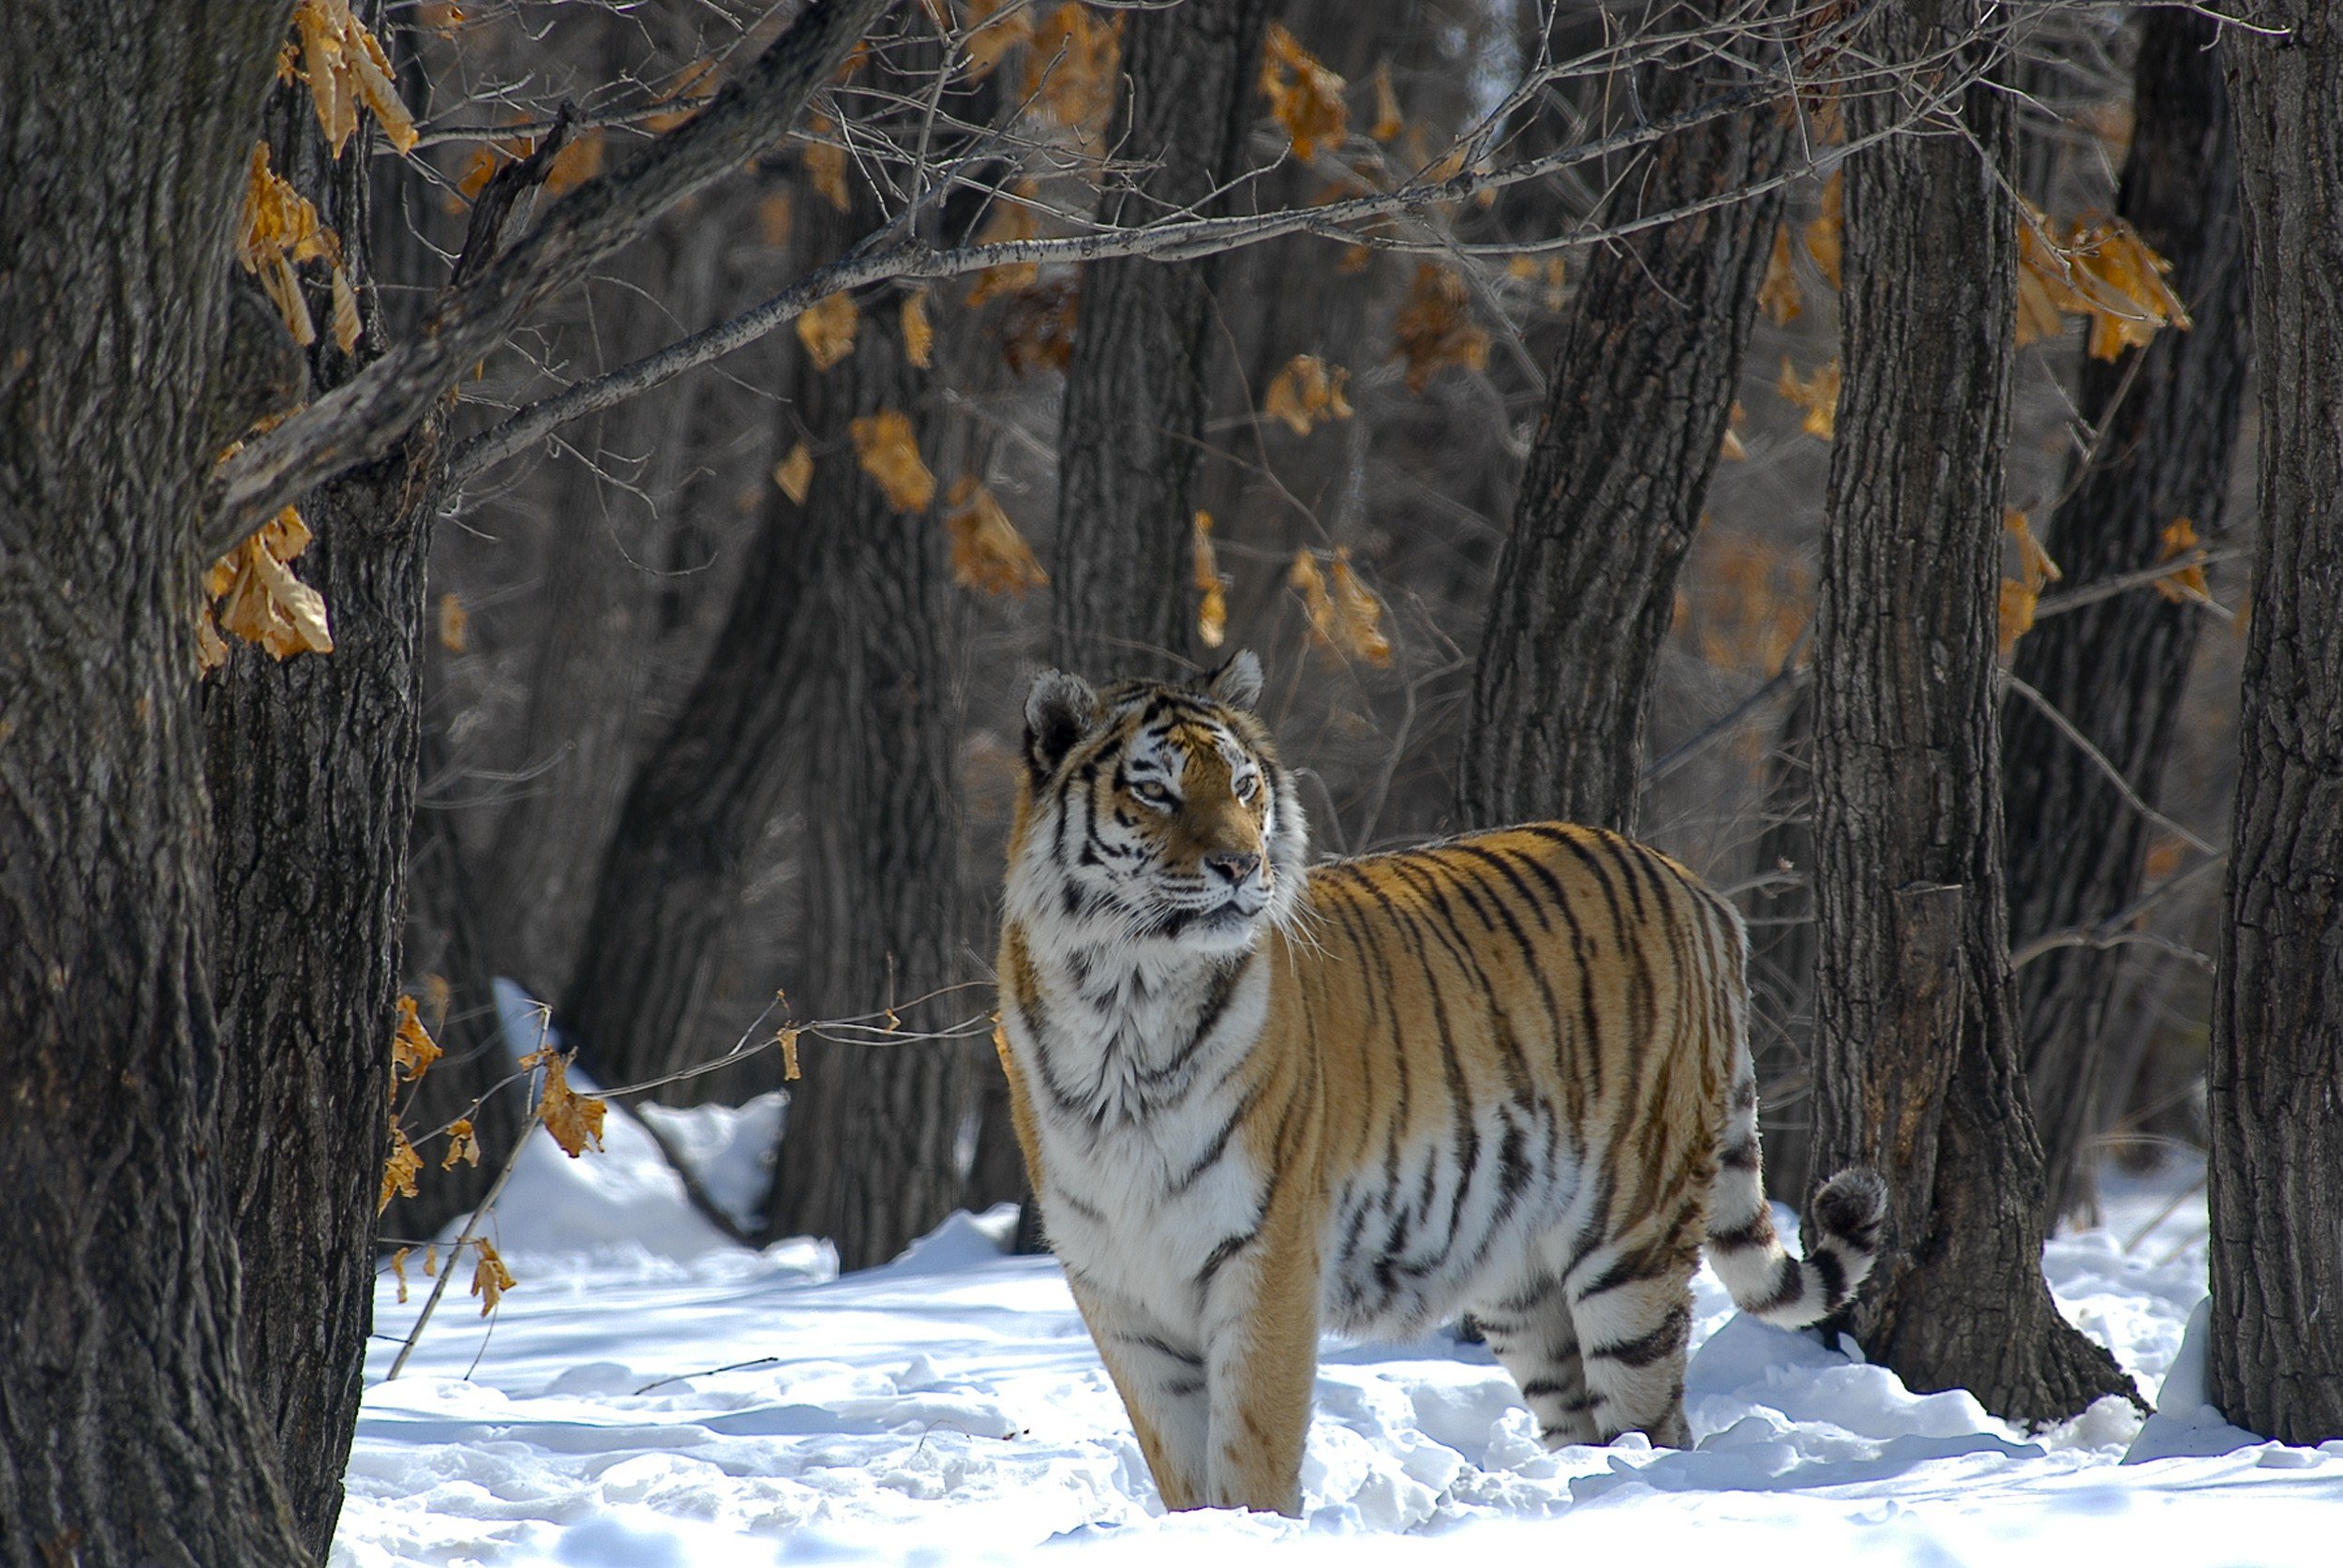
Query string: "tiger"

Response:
xmin=993 ymin=650 xmax=1886 ymax=1516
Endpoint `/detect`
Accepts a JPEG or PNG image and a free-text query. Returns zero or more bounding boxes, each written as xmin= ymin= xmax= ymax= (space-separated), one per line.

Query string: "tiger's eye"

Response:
xmin=1235 ymin=774 xmax=1261 ymax=803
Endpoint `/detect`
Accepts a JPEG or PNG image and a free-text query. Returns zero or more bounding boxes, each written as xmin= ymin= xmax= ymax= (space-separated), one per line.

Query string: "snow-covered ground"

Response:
xmin=337 ymin=1063 xmax=2340 ymax=1567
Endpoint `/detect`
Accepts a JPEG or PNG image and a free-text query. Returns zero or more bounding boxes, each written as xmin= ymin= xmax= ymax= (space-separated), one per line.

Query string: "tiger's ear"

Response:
xmin=1206 ymin=650 xmax=1263 ymax=711
xmin=1023 ymin=669 xmax=1097 ymax=778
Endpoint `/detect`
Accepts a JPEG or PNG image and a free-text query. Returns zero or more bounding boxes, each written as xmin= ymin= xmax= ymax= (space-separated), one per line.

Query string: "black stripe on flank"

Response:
xmin=1167 ymin=1080 xmax=1266 ymax=1193
xmin=1731 ymin=1077 xmax=1759 ymax=1114
xmin=1138 ymin=961 xmax=1246 ymax=1088
xmin=1586 ymin=1304 xmax=1692 ymax=1369
xmin=1719 ymin=1139 xmax=1761 ymax=1173
xmin=1197 ymin=1230 xmax=1258 ymax=1295
xmin=1115 ymin=1333 xmax=1204 ymax=1368
xmin=1517 ymin=1378 xmax=1587 ymax=1402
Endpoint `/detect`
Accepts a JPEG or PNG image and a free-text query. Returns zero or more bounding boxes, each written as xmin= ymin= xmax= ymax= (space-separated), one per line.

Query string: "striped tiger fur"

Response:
xmin=995 ymin=652 xmax=1886 ymax=1516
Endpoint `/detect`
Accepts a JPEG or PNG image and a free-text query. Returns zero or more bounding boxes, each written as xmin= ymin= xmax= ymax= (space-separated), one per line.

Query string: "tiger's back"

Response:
xmin=996 ymin=654 xmax=1884 ymax=1516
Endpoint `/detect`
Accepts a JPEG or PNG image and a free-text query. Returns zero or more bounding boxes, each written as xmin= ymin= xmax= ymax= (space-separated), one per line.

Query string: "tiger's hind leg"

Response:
xmin=1560 ymin=1208 xmax=1704 ymax=1448
xmin=1473 ymin=1277 xmax=1600 ymax=1448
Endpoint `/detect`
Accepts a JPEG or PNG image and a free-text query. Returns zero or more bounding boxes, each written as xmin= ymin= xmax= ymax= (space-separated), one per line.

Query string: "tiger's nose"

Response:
xmin=1204 ymin=850 xmax=1261 ymax=886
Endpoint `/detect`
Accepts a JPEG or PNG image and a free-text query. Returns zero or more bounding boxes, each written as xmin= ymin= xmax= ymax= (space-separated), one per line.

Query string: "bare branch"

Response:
xmin=201 ymin=0 xmax=891 ymax=560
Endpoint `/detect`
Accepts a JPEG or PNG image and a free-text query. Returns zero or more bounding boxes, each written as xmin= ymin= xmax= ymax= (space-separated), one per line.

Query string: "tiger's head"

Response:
xmin=1006 ymin=650 xmax=1307 ymax=961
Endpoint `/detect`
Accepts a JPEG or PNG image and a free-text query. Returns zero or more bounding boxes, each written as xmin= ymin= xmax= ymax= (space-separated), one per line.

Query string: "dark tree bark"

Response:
xmin=2000 ymin=8 xmax=2249 ymax=1223
xmin=1457 ymin=2 xmax=1790 ymax=832
xmin=0 ymin=3 xmax=311 ymax=1562
xmin=1747 ymin=680 xmax=1818 ymax=1204
xmin=753 ymin=95 xmax=975 ymax=1271
xmin=1049 ymin=0 xmax=1273 ymax=678
xmin=203 ymin=50 xmax=441 ymax=1549
xmin=2206 ymin=0 xmax=2343 ymax=1448
xmin=558 ymin=423 xmax=822 ymax=1096
xmin=1803 ymin=0 xmax=2138 ymax=1425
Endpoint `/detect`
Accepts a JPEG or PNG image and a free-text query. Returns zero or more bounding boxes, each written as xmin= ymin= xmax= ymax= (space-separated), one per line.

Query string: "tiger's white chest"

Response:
xmin=1008 ymin=947 xmax=1274 ymax=1313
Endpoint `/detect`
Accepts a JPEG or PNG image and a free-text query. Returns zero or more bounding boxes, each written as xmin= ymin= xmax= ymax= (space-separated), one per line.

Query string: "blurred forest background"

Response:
xmin=373 ymin=0 xmax=2247 ymax=1265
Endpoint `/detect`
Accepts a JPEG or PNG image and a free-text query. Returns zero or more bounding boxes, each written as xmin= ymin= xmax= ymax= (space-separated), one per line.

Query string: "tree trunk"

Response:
xmin=1049 ymin=0 xmax=1273 ymax=679
xmin=1747 ymin=680 xmax=1818 ymax=1204
xmin=0 ymin=3 xmax=311 ymax=1561
xmin=2206 ymin=0 xmax=2343 ymax=1448
xmin=755 ymin=110 xmax=975 ymax=1271
xmin=558 ymin=423 xmax=822 ymax=1096
xmin=203 ymin=55 xmax=440 ymax=1545
xmin=1803 ymin=0 xmax=2137 ymax=1425
xmin=2000 ymin=8 xmax=2249 ymax=1223
xmin=1456 ymin=3 xmax=1789 ymax=833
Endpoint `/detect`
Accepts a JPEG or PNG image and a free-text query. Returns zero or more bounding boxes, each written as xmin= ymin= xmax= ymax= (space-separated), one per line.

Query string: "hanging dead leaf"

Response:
xmin=1024 ymin=3 xmax=1123 ymax=134
xmin=1391 ymin=263 xmax=1488 ymax=393
xmin=441 ymin=1118 xmax=480 ymax=1170
xmin=962 ymin=0 xmax=1035 ymax=79
xmin=802 ymin=113 xmax=850 ymax=211
xmin=796 ymin=291 xmax=859 ymax=371
xmin=644 ymin=55 xmax=719 ymax=134
xmin=329 ymin=262 xmax=362 ymax=353
xmin=999 ymin=280 xmax=1079 ymax=373
xmin=778 ymin=1026 xmax=802 ymax=1083
xmin=1775 ymin=355 xmax=1841 ymax=441
xmin=2070 ymin=217 xmax=2190 ymax=361
xmin=436 ymin=591 xmax=468 ymax=654
xmin=946 ymin=476 xmax=1048 ymax=595
xmin=380 ymin=1123 xmax=421 ymax=1212
xmin=196 ymin=606 xmax=231 ymax=675
xmin=470 ymin=1237 xmax=516 ymax=1316
xmin=773 ymin=441 xmax=814 ymax=504
xmin=1291 ymin=548 xmax=1390 ymax=665
xmin=545 ymin=127 xmax=605 ymax=197
xmin=392 ymin=993 xmax=442 ymax=1088
xmin=521 ymin=1046 xmax=606 ymax=1158
xmin=1998 ymin=577 xmax=2040 ymax=654
xmin=1193 ymin=512 xmax=1230 ymax=650
xmin=1759 ymin=223 xmax=1803 ymax=326
xmin=206 ymin=504 xmax=336 ymax=661
xmin=1261 ymin=23 xmax=1349 ymax=161
xmin=293 ymin=0 xmax=418 ymax=157
xmin=423 ymin=1243 xmax=438 ymax=1277
xmin=238 ymin=142 xmax=332 ymax=346
xmin=851 ymin=409 xmax=938 ymax=513
xmin=391 ymin=1246 xmax=411 ymax=1305
xmin=902 ymin=289 xmax=934 ymax=369
xmin=2154 ymin=517 xmax=2210 ymax=604
xmin=1370 ymin=61 xmax=1405 ymax=142
xmin=1262 ymin=354 xmax=1353 ymax=436
xmin=2005 ymin=508 xmax=2062 ymax=592
xmin=1803 ymin=170 xmax=1843 ymax=291
xmin=1720 ymin=400 xmax=1749 ymax=462
xmin=758 ymin=190 xmax=796 ymax=248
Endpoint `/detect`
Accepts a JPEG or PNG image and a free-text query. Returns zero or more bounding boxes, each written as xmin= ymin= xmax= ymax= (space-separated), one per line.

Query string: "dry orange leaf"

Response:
xmin=441 ymin=1118 xmax=480 ymax=1170
xmin=522 ymin=1046 xmax=606 ymax=1158
xmin=1291 ymin=548 xmax=1392 ymax=665
xmin=773 ymin=441 xmax=814 ymax=504
xmin=778 ymin=1026 xmax=802 ymax=1083
xmin=2154 ymin=517 xmax=2211 ymax=604
xmin=1263 ymin=353 xmax=1353 ymax=436
xmin=2005 ymin=508 xmax=2062 ymax=592
xmin=967 ymin=183 xmax=1043 ymax=306
xmin=1776 ymin=355 xmax=1841 ymax=441
xmin=852 ymin=409 xmax=938 ymax=513
xmin=392 ymin=994 xmax=442 ymax=1088
xmin=1193 ymin=511 xmax=1230 ymax=650
xmin=1998 ymin=577 xmax=2040 ymax=654
xmin=946 ymin=476 xmax=1048 ymax=595
xmin=1370 ymin=61 xmax=1405 ymax=142
xmin=802 ymin=112 xmax=850 ymax=211
xmin=293 ymin=0 xmax=417 ymax=157
xmin=435 ymin=591 xmax=468 ymax=654
xmin=758 ymin=190 xmax=796 ymax=249
xmin=1803 ymin=170 xmax=1843 ymax=291
xmin=470 ymin=1237 xmax=517 ymax=1316
xmin=2016 ymin=207 xmax=2189 ymax=359
xmin=796 ymin=291 xmax=859 ymax=371
xmin=1759 ymin=223 xmax=1802 ymax=326
xmin=380 ymin=1123 xmax=422 ymax=1213
xmin=902 ymin=289 xmax=935 ymax=369
xmin=962 ymin=0 xmax=1035 ymax=79
xmin=1024 ymin=3 xmax=1123 ymax=134
xmin=643 ymin=55 xmax=719 ymax=135
xmin=1720 ymin=400 xmax=1749 ymax=462
xmin=238 ymin=142 xmax=333 ymax=346
xmin=1261 ymin=23 xmax=1349 ymax=161
xmin=205 ymin=504 xmax=335 ymax=664
xmin=1391 ymin=263 xmax=1488 ymax=393
xmin=390 ymin=1246 xmax=411 ymax=1305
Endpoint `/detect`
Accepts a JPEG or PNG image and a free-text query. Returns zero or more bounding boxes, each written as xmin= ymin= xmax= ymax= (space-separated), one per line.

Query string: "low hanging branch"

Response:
xmin=201 ymin=0 xmax=890 ymax=559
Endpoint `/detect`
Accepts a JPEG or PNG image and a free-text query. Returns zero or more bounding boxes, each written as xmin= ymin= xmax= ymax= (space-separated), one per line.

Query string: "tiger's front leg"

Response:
xmin=1197 ymin=1201 xmax=1321 ymax=1515
xmin=1066 ymin=1278 xmax=1213 ymax=1511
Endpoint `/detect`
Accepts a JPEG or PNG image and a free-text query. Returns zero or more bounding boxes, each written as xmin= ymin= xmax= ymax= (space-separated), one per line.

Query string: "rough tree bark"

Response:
xmin=1049 ymin=0 xmax=1273 ymax=679
xmin=1802 ymin=0 xmax=2139 ymax=1425
xmin=1458 ymin=0 xmax=1790 ymax=832
xmin=2206 ymin=0 xmax=2343 ymax=1447
xmin=202 ymin=38 xmax=443 ymax=1547
xmin=2000 ymin=8 xmax=2248 ymax=1222
xmin=755 ymin=99 xmax=976 ymax=1270
xmin=0 ymin=3 xmax=311 ymax=1561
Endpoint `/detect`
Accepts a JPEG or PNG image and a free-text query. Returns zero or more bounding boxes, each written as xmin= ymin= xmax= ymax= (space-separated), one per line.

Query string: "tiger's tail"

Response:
xmin=1701 ymin=918 xmax=1887 ymax=1329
